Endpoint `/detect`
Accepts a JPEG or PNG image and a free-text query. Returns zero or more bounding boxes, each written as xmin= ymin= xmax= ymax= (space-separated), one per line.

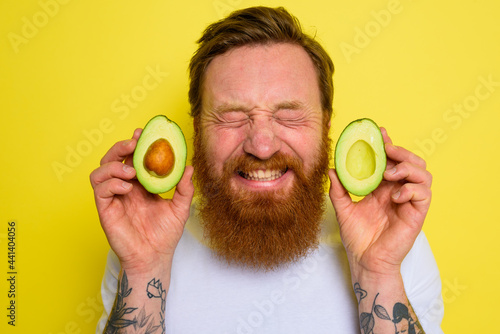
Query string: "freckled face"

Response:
xmin=199 ymin=43 xmax=325 ymax=193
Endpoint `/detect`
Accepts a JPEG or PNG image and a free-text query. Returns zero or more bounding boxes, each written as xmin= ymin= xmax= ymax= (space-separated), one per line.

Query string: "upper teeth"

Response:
xmin=240 ymin=169 xmax=285 ymax=181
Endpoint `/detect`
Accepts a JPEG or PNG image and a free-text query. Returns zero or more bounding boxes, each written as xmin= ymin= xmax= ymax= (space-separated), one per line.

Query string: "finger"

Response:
xmin=384 ymin=143 xmax=427 ymax=170
xmin=170 ymin=166 xmax=195 ymax=219
xmin=124 ymin=128 xmax=143 ymax=166
xmin=384 ymin=161 xmax=432 ymax=188
xmin=380 ymin=127 xmax=398 ymax=170
xmin=392 ymin=183 xmax=432 ymax=208
xmin=132 ymin=128 xmax=142 ymax=139
xmin=385 ymin=157 xmax=397 ymax=171
xmin=90 ymin=161 xmax=136 ymax=188
xmin=93 ymin=178 xmax=134 ymax=206
xmin=328 ymin=169 xmax=354 ymax=215
xmin=100 ymin=138 xmax=138 ymax=166
xmin=380 ymin=127 xmax=393 ymax=145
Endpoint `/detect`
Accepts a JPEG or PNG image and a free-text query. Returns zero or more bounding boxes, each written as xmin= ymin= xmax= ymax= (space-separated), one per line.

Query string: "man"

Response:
xmin=91 ymin=6 xmax=444 ymax=334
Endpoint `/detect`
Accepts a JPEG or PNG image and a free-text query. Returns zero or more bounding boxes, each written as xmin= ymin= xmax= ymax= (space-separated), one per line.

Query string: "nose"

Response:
xmin=243 ymin=117 xmax=281 ymax=160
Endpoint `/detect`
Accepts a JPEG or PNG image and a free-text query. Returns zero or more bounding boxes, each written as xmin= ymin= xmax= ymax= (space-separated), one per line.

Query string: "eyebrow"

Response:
xmin=274 ymin=101 xmax=304 ymax=111
xmin=212 ymin=103 xmax=251 ymax=114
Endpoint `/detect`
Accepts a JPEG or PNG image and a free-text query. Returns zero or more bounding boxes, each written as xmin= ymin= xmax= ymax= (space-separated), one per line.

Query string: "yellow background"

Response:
xmin=1 ymin=0 xmax=498 ymax=332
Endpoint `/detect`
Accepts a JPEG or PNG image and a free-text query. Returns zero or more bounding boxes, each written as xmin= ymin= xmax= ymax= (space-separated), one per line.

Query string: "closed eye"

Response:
xmin=216 ymin=111 xmax=249 ymax=127
xmin=273 ymin=109 xmax=308 ymax=125
xmin=272 ymin=101 xmax=310 ymax=123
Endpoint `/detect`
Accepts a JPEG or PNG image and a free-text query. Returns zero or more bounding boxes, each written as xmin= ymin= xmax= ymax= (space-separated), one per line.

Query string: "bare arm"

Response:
xmin=353 ymin=274 xmax=424 ymax=333
xmin=90 ymin=129 xmax=194 ymax=333
xmin=103 ymin=269 xmax=170 ymax=334
xmin=330 ymin=127 xmax=432 ymax=333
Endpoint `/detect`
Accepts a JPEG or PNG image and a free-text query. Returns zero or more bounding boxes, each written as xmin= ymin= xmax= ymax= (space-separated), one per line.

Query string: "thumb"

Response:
xmin=328 ymin=169 xmax=353 ymax=214
xmin=170 ymin=166 xmax=195 ymax=220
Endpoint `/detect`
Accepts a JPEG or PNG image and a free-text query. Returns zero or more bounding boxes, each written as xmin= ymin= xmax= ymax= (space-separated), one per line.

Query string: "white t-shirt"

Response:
xmin=96 ymin=200 xmax=444 ymax=333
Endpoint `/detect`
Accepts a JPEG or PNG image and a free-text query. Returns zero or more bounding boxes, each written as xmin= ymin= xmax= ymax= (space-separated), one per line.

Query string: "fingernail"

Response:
xmin=123 ymin=164 xmax=134 ymax=173
xmin=392 ymin=191 xmax=400 ymax=200
xmin=387 ymin=167 xmax=397 ymax=175
xmin=123 ymin=139 xmax=132 ymax=146
xmin=122 ymin=182 xmax=132 ymax=189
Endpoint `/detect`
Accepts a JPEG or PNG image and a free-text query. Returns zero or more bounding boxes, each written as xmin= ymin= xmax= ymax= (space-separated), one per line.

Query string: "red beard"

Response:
xmin=192 ymin=120 xmax=331 ymax=271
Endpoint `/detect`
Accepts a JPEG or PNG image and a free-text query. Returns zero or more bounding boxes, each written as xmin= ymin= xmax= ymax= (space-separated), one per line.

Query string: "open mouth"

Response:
xmin=237 ymin=168 xmax=288 ymax=182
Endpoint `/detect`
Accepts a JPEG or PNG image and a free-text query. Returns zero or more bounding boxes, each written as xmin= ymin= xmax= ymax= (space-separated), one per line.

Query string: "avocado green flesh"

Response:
xmin=335 ymin=118 xmax=386 ymax=196
xmin=133 ymin=115 xmax=187 ymax=194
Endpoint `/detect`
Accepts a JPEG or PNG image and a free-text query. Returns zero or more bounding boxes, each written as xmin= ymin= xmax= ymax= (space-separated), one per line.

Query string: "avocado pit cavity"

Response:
xmin=346 ymin=140 xmax=376 ymax=180
xmin=144 ymin=138 xmax=175 ymax=178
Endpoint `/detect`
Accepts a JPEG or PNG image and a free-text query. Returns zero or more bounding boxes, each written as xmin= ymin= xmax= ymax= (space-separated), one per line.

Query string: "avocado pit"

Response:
xmin=144 ymin=138 xmax=175 ymax=177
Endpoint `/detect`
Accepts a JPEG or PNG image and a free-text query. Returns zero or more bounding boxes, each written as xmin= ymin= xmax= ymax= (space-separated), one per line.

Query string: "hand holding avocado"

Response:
xmin=89 ymin=126 xmax=194 ymax=275
xmin=329 ymin=123 xmax=432 ymax=279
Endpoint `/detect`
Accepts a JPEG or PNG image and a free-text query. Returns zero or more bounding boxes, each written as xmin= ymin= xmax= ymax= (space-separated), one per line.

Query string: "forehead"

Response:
xmin=202 ymin=43 xmax=321 ymax=109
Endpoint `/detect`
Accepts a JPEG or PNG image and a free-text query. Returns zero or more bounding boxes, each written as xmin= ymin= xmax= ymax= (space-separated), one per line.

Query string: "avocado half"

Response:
xmin=133 ymin=115 xmax=187 ymax=194
xmin=334 ymin=118 xmax=387 ymax=196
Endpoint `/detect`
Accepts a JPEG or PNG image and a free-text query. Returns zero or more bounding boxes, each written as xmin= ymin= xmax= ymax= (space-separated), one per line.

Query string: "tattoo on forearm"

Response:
xmin=146 ymin=278 xmax=167 ymax=334
xmin=104 ymin=271 xmax=137 ymax=333
xmin=104 ymin=271 xmax=166 ymax=334
xmin=354 ymin=283 xmax=367 ymax=305
xmin=354 ymin=283 xmax=425 ymax=334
